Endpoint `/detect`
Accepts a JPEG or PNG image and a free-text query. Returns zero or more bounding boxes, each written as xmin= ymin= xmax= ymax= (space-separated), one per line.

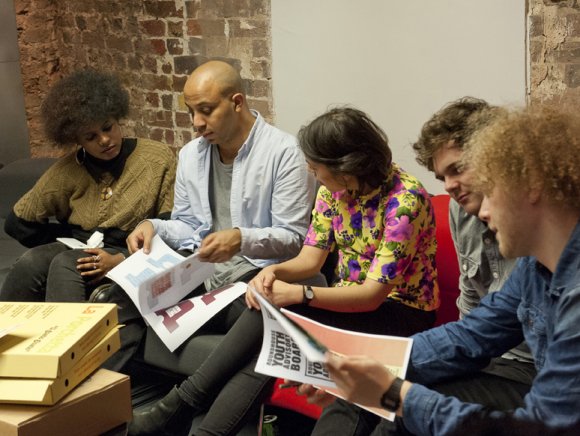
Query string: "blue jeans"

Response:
xmin=0 ymin=242 xmax=119 ymax=302
xmin=177 ymin=301 xmax=436 ymax=436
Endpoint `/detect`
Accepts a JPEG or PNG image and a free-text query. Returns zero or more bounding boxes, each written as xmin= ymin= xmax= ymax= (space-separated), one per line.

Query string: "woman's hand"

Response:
xmin=77 ymin=248 xmax=125 ymax=285
xmin=246 ymin=267 xmax=277 ymax=310
xmin=325 ymin=353 xmax=394 ymax=408
xmin=295 ymin=383 xmax=337 ymax=408
xmin=246 ymin=268 xmax=303 ymax=310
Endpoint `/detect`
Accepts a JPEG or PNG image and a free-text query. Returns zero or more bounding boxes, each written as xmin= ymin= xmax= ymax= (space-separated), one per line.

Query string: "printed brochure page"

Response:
xmin=144 ymin=282 xmax=247 ymax=352
xmin=107 ymin=235 xmax=215 ymax=315
xmin=107 ymin=236 xmax=247 ymax=351
xmin=252 ymin=289 xmax=412 ymax=421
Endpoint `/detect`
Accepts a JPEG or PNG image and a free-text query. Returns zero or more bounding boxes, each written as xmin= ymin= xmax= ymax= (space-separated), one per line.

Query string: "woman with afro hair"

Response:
xmin=0 ymin=69 xmax=176 ymax=305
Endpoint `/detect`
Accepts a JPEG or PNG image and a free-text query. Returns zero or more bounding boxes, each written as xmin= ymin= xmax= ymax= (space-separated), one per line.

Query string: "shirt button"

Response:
xmin=493 ymin=272 xmax=499 ymax=279
xmin=484 ymin=238 xmax=492 ymax=245
xmin=462 ymin=264 xmax=468 ymax=271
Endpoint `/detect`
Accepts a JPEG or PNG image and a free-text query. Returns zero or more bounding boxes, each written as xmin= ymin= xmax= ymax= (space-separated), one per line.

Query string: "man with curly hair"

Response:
xmin=411 ymin=97 xmax=535 ymax=401
xmin=316 ymin=106 xmax=580 ymax=434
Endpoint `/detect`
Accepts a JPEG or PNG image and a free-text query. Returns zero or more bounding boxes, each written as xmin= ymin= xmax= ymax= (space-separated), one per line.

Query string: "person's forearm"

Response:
xmin=307 ymin=281 xmax=391 ymax=312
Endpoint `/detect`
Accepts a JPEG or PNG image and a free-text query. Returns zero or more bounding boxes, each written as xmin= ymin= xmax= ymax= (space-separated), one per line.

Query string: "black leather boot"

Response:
xmin=128 ymin=386 xmax=195 ymax=436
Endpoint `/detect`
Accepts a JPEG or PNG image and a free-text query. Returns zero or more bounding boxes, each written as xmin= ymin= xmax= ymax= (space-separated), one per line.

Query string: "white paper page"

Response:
xmin=255 ymin=304 xmax=336 ymax=388
xmin=56 ymin=237 xmax=89 ymax=249
xmin=144 ymin=282 xmax=248 ymax=352
xmin=251 ymin=288 xmax=327 ymax=362
xmin=107 ymin=235 xmax=215 ymax=315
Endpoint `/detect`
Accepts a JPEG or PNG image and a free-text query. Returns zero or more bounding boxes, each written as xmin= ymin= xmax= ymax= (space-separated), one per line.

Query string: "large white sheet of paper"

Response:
xmin=107 ymin=235 xmax=215 ymax=315
xmin=252 ymin=289 xmax=413 ymax=421
xmin=144 ymin=282 xmax=247 ymax=352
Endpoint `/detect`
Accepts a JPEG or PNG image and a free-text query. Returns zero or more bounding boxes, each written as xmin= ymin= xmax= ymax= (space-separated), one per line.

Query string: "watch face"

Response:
xmin=305 ymin=287 xmax=314 ymax=299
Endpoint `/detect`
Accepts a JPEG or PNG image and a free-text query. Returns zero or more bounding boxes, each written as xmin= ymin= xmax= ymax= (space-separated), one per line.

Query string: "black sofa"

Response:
xmin=0 ymin=157 xmax=56 ymax=289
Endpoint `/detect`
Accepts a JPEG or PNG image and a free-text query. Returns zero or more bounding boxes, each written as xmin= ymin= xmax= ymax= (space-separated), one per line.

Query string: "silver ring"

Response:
xmin=95 ymin=255 xmax=101 ymax=262
xmin=93 ymin=264 xmax=97 ymax=270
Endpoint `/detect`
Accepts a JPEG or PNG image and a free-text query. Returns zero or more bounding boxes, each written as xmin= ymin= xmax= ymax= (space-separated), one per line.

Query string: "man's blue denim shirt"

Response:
xmin=403 ymin=220 xmax=580 ymax=435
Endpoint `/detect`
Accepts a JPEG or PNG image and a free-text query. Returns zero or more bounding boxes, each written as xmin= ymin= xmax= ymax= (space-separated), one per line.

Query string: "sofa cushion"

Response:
xmin=0 ymin=158 xmax=56 ymax=218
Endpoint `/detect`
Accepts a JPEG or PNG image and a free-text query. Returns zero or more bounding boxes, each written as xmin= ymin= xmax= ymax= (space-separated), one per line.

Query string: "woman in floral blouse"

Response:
xmin=129 ymin=107 xmax=439 ymax=436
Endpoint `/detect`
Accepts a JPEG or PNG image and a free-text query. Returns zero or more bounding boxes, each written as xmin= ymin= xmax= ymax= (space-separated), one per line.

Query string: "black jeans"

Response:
xmin=0 ymin=242 xmax=118 ymax=302
xmin=177 ymin=301 xmax=436 ymax=436
xmin=312 ymin=359 xmax=534 ymax=436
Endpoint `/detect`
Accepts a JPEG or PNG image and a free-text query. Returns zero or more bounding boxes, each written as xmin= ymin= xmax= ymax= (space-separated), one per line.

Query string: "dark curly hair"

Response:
xmin=298 ymin=107 xmax=392 ymax=190
xmin=41 ymin=69 xmax=129 ymax=146
xmin=412 ymin=97 xmax=491 ymax=171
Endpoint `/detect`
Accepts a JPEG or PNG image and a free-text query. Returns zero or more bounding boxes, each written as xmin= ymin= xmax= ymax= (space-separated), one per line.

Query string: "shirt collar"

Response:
xmin=537 ymin=219 xmax=580 ymax=297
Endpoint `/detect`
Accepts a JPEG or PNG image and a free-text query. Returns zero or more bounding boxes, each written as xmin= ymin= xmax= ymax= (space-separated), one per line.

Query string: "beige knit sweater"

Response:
xmin=14 ymin=138 xmax=176 ymax=232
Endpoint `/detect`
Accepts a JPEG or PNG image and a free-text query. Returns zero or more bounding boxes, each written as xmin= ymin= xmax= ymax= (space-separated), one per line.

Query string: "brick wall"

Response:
xmin=528 ymin=0 xmax=580 ymax=109
xmin=15 ymin=1 xmax=580 ymax=157
xmin=15 ymin=0 xmax=272 ymax=157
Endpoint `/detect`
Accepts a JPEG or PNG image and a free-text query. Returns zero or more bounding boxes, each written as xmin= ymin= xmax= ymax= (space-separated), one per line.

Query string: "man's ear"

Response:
xmin=232 ymin=93 xmax=244 ymax=111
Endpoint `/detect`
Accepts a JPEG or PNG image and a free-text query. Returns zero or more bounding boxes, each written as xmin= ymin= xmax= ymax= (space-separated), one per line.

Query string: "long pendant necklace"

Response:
xmin=100 ymin=174 xmax=114 ymax=201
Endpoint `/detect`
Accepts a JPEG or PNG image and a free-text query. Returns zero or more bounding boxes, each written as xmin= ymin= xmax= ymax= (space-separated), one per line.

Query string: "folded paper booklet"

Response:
xmin=252 ymin=290 xmax=413 ymax=421
xmin=0 ymin=327 xmax=120 ymax=405
xmin=0 ymin=302 xmax=118 ymax=379
xmin=107 ymin=235 xmax=247 ymax=352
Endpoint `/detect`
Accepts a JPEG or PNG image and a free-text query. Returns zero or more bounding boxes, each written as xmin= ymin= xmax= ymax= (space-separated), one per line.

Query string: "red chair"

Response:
xmin=265 ymin=194 xmax=461 ymax=419
xmin=431 ymin=194 xmax=461 ymax=325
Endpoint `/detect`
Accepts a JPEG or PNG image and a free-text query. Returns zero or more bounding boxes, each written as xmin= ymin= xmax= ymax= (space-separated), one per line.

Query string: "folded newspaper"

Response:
xmin=251 ymin=289 xmax=413 ymax=421
xmin=107 ymin=235 xmax=247 ymax=351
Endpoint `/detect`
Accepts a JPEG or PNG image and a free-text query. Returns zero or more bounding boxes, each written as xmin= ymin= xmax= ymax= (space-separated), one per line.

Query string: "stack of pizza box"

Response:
xmin=0 ymin=302 xmax=120 ymax=405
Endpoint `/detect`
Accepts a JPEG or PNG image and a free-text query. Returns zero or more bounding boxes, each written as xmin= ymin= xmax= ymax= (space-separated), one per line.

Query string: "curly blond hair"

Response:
xmin=466 ymin=106 xmax=580 ymax=211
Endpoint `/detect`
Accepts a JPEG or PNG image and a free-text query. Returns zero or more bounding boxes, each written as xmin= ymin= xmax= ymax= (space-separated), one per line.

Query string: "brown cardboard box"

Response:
xmin=0 ymin=369 xmax=131 ymax=436
xmin=0 ymin=327 xmax=120 ymax=405
xmin=0 ymin=302 xmax=118 ymax=378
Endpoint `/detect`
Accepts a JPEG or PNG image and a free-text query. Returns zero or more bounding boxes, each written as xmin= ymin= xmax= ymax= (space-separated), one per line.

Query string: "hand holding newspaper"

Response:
xmin=107 ymin=235 xmax=247 ymax=351
xmin=250 ymin=288 xmax=413 ymax=421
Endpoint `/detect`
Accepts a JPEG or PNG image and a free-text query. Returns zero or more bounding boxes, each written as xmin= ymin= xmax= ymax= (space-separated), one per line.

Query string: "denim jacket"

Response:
xmin=403 ymin=220 xmax=580 ymax=435
xmin=449 ymin=200 xmax=532 ymax=365
xmin=150 ymin=111 xmax=316 ymax=268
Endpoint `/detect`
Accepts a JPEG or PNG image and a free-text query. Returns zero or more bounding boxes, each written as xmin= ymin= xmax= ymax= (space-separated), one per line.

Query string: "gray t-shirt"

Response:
xmin=205 ymin=146 xmax=257 ymax=290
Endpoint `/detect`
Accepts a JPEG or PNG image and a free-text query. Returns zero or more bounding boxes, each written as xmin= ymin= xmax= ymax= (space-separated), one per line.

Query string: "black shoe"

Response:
xmin=128 ymin=386 xmax=195 ymax=436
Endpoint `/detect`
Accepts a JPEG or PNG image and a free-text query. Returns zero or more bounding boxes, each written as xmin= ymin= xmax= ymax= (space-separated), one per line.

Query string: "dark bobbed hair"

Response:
xmin=41 ymin=69 xmax=129 ymax=146
xmin=298 ymin=107 xmax=392 ymax=190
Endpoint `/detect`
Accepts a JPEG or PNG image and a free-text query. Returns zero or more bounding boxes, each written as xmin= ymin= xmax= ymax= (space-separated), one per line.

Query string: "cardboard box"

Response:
xmin=0 ymin=369 xmax=131 ymax=436
xmin=0 ymin=302 xmax=118 ymax=378
xmin=0 ymin=327 xmax=120 ymax=405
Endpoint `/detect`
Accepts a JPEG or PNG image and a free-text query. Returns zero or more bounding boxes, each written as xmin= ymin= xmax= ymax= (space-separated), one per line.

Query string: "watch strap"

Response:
xmin=302 ymin=285 xmax=314 ymax=305
xmin=380 ymin=377 xmax=404 ymax=412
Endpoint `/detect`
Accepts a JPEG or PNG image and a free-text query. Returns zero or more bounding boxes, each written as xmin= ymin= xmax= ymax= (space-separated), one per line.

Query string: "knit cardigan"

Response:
xmin=7 ymin=138 xmax=176 ymax=248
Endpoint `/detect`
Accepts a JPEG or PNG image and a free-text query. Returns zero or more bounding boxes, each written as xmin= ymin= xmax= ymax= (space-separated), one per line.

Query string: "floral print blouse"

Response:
xmin=304 ymin=163 xmax=439 ymax=311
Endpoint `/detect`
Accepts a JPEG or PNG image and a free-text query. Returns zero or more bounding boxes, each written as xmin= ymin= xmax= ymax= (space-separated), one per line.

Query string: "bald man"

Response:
xmin=103 ymin=60 xmax=316 ymax=371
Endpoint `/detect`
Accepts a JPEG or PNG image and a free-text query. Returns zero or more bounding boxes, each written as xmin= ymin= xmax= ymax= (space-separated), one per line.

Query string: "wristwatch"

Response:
xmin=380 ymin=377 xmax=403 ymax=412
xmin=302 ymin=285 xmax=314 ymax=305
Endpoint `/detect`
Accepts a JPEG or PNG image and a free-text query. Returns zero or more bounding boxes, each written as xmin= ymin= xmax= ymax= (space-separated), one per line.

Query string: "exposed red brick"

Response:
xmin=186 ymin=19 xmax=202 ymax=36
xmin=164 ymin=129 xmax=175 ymax=145
xmin=141 ymin=19 xmax=166 ymax=37
xmin=167 ymin=38 xmax=184 ymax=55
xmin=150 ymin=39 xmax=167 ymax=55
xmin=161 ymin=62 xmax=173 ymax=74
xmin=162 ymin=94 xmax=173 ymax=110
xmin=146 ymin=92 xmax=160 ymax=107
xmin=176 ymin=112 xmax=192 ymax=128
xmin=168 ymin=20 xmax=184 ymax=37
